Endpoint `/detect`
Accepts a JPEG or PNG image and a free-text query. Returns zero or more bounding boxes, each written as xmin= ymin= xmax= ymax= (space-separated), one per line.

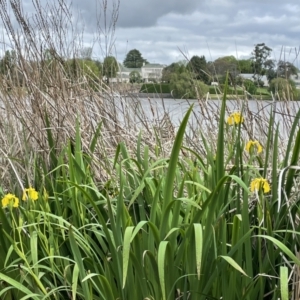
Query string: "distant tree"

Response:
xmin=123 ymin=49 xmax=148 ymax=68
xmin=0 ymin=50 xmax=17 ymax=75
xmin=207 ymin=56 xmax=239 ymax=85
xmin=0 ymin=49 xmax=20 ymax=88
xmin=210 ymin=56 xmax=238 ymax=76
xmin=161 ymin=62 xmax=186 ymax=82
xmin=264 ymin=59 xmax=276 ymax=83
xmin=80 ymin=47 xmax=93 ymax=60
xmin=170 ymin=71 xmax=209 ymax=99
xmin=238 ymin=59 xmax=253 ymax=73
xmin=269 ymin=77 xmax=298 ymax=100
xmin=276 ymin=61 xmax=298 ymax=79
xmin=176 ymin=59 xmax=188 ymax=66
xmin=94 ymin=60 xmax=103 ymax=74
xmin=43 ymin=48 xmax=55 ymax=61
xmin=80 ymin=59 xmax=101 ymax=79
xmin=103 ymin=56 xmax=118 ymax=83
xmin=187 ymin=55 xmax=210 ymax=84
xmin=243 ymin=79 xmax=257 ymax=95
xmin=235 ymin=75 xmax=244 ymax=86
xmin=64 ymin=58 xmax=101 ymax=89
xmin=251 ymin=43 xmax=272 ymax=83
xmin=266 ymin=68 xmax=277 ymax=84
xmin=129 ymin=70 xmax=142 ymax=83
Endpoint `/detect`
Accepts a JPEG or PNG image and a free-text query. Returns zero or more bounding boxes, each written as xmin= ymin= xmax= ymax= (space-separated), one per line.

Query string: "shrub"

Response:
xmin=129 ymin=70 xmax=142 ymax=83
xmin=243 ymin=79 xmax=257 ymax=95
xmin=268 ymin=77 xmax=298 ymax=100
xmin=170 ymin=72 xmax=209 ymax=99
xmin=140 ymin=83 xmax=171 ymax=93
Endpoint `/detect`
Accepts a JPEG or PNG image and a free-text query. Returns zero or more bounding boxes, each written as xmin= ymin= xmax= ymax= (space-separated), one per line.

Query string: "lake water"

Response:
xmin=118 ymin=97 xmax=300 ymax=141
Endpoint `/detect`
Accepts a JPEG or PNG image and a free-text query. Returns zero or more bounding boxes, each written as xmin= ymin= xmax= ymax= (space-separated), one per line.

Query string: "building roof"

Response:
xmin=290 ymin=73 xmax=300 ymax=81
xmin=118 ymin=63 xmax=141 ymax=72
xmin=116 ymin=73 xmax=130 ymax=79
xmin=142 ymin=63 xmax=166 ymax=69
xmin=239 ymin=73 xmax=268 ymax=82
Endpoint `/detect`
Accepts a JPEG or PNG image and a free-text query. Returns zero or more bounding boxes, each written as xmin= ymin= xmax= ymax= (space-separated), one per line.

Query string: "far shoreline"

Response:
xmin=122 ymin=92 xmax=273 ymax=101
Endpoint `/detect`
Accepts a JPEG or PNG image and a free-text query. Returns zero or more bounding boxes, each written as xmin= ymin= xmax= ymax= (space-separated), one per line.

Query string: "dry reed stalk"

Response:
xmin=0 ymin=0 xmax=298 ymax=189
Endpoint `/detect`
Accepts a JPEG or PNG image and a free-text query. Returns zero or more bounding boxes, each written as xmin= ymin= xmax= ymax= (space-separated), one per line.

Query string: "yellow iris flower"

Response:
xmin=245 ymin=140 xmax=263 ymax=154
xmin=22 ymin=187 xmax=39 ymax=201
xmin=227 ymin=112 xmax=244 ymax=125
xmin=250 ymin=178 xmax=270 ymax=193
xmin=1 ymin=193 xmax=19 ymax=208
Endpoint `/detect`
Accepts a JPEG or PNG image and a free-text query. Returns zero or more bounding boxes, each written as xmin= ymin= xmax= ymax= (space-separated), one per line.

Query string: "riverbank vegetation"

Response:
xmin=140 ymin=82 xmax=274 ymax=100
xmin=154 ymin=49 xmax=300 ymax=100
xmin=138 ymin=51 xmax=299 ymax=100
xmin=1 ymin=1 xmax=300 ymax=300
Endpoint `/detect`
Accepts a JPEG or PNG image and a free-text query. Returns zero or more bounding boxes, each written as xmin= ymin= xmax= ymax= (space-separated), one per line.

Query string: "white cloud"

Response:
xmin=0 ymin=0 xmax=298 ymax=66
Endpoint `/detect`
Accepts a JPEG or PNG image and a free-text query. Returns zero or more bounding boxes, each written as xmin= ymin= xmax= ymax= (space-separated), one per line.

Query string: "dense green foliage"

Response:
xmin=65 ymin=59 xmax=101 ymax=81
xmin=251 ymin=43 xmax=273 ymax=83
xmin=244 ymin=78 xmax=257 ymax=95
xmin=129 ymin=70 xmax=142 ymax=83
xmin=187 ymin=55 xmax=210 ymax=84
xmin=277 ymin=61 xmax=298 ymax=78
xmin=169 ymin=71 xmax=209 ymax=99
xmin=123 ymin=49 xmax=148 ymax=68
xmin=161 ymin=62 xmax=186 ymax=82
xmin=0 ymin=50 xmax=17 ymax=75
xmin=269 ymin=77 xmax=299 ymax=100
xmin=238 ymin=59 xmax=253 ymax=73
xmin=208 ymin=55 xmax=239 ymax=78
xmin=103 ymin=56 xmax=118 ymax=82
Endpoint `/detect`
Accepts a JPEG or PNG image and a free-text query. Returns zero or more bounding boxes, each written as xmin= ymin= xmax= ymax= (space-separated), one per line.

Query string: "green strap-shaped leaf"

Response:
xmin=219 ymin=256 xmax=249 ymax=277
xmin=194 ymin=223 xmax=203 ymax=280
xmin=280 ymin=266 xmax=289 ymax=300
xmin=130 ymin=221 xmax=148 ymax=242
xmin=122 ymin=226 xmax=134 ymax=288
xmin=158 ymin=241 xmax=169 ymax=300
xmin=255 ymin=235 xmax=300 ymax=265
xmin=216 ymin=72 xmax=228 ymax=182
xmin=184 ymin=181 xmax=211 ymax=193
xmin=0 ymin=273 xmax=40 ymax=300
xmin=228 ymin=175 xmax=250 ymax=193
xmin=89 ymin=121 xmax=102 ymax=153
xmin=30 ymin=231 xmax=38 ymax=276
xmin=99 ymin=275 xmax=115 ymax=300
xmin=285 ymin=129 xmax=300 ymax=197
xmin=162 ymin=105 xmax=193 ymax=212
xmin=69 ymin=226 xmax=91 ymax=300
xmin=72 ymin=263 xmax=80 ymax=300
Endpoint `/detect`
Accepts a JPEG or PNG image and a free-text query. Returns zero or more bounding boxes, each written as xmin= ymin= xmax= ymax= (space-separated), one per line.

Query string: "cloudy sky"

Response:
xmin=1 ymin=0 xmax=300 ymax=66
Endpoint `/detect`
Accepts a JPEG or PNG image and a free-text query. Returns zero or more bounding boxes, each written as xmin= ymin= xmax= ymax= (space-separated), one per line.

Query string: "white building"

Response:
xmin=290 ymin=73 xmax=300 ymax=89
xmin=113 ymin=63 xmax=166 ymax=83
xmin=141 ymin=63 xmax=166 ymax=82
xmin=239 ymin=73 xmax=269 ymax=87
xmin=112 ymin=64 xmax=142 ymax=83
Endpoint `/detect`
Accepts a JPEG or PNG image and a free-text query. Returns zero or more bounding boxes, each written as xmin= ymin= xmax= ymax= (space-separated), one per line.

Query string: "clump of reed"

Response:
xmin=1 ymin=1 xmax=300 ymax=300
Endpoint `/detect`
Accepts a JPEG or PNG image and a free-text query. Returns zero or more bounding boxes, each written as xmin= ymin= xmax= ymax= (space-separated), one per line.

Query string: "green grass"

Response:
xmin=140 ymin=83 xmax=171 ymax=93
xmin=256 ymin=87 xmax=271 ymax=95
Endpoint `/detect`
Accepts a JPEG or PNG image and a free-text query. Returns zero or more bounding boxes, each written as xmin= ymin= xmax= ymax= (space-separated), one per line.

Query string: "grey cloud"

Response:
xmin=1 ymin=0 xmax=299 ymax=66
xmin=117 ymin=0 xmax=201 ymax=27
xmin=62 ymin=0 xmax=201 ymax=29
